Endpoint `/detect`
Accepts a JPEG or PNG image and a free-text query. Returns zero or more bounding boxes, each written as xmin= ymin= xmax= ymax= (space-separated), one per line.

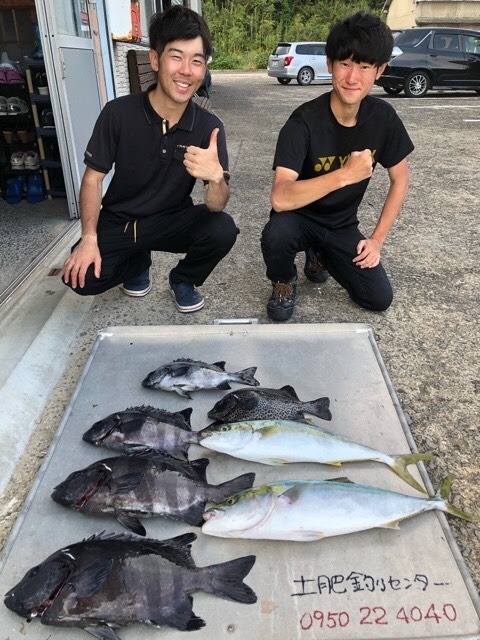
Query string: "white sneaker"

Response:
xmin=7 ymin=97 xmax=29 ymax=115
xmin=24 ymin=150 xmax=40 ymax=170
xmin=10 ymin=151 xmax=25 ymax=169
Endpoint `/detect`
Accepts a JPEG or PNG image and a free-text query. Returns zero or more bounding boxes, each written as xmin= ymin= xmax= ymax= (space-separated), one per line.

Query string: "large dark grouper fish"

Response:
xmin=142 ymin=358 xmax=260 ymax=399
xmin=202 ymin=476 xmax=480 ymax=542
xmin=4 ymin=532 xmax=257 ymax=638
xmin=208 ymin=385 xmax=332 ymax=422
xmin=83 ymin=405 xmax=201 ymax=458
xmin=51 ymin=452 xmax=255 ymax=536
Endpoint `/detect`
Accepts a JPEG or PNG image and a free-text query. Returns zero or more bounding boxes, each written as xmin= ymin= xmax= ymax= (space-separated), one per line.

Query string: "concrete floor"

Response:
xmin=0 ymin=196 xmax=74 ymax=303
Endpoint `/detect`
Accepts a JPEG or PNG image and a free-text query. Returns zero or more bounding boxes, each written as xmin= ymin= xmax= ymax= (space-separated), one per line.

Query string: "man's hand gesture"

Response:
xmin=183 ymin=128 xmax=224 ymax=183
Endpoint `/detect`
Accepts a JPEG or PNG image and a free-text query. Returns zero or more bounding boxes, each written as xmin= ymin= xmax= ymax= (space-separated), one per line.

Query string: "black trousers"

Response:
xmin=261 ymin=211 xmax=393 ymax=312
xmin=66 ymin=204 xmax=239 ymax=296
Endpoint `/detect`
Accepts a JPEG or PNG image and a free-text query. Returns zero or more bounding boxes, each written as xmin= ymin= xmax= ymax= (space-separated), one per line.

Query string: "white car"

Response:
xmin=267 ymin=41 xmax=331 ymax=86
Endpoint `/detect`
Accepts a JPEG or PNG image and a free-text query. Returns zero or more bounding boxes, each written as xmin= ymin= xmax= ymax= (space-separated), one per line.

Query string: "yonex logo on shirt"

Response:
xmin=314 ymin=150 xmax=377 ymax=173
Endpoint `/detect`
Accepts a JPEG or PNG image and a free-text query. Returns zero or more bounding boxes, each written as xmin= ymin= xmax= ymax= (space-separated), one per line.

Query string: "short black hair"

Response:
xmin=325 ymin=12 xmax=393 ymax=66
xmin=149 ymin=5 xmax=213 ymax=58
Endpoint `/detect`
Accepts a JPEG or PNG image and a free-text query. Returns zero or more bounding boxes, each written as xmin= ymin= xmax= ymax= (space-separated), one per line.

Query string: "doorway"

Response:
xmin=0 ymin=0 xmax=112 ymax=302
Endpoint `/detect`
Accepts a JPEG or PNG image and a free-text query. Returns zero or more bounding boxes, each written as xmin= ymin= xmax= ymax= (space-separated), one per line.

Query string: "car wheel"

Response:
xmin=404 ymin=71 xmax=429 ymax=98
xmin=277 ymin=78 xmax=292 ymax=85
xmin=297 ymin=67 xmax=314 ymax=86
xmin=383 ymin=86 xmax=403 ymax=95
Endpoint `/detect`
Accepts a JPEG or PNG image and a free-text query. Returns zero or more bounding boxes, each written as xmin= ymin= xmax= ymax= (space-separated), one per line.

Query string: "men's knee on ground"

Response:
xmin=354 ymin=287 xmax=393 ymax=312
xmin=62 ymin=268 xmax=111 ymax=297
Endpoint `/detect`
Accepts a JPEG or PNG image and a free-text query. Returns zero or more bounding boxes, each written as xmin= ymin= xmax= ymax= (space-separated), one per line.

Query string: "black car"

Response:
xmin=376 ymin=27 xmax=480 ymax=97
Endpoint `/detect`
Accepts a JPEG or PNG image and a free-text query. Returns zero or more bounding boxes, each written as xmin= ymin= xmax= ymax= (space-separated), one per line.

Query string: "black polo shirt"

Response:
xmin=84 ymin=85 xmax=229 ymax=217
xmin=273 ymin=92 xmax=414 ymax=229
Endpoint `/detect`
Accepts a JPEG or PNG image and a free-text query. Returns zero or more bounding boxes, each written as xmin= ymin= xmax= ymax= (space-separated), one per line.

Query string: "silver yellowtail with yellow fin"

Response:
xmin=202 ymin=476 xmax=480 ymax=542
xmin=198 ymin=419 xmax=433 ymax=493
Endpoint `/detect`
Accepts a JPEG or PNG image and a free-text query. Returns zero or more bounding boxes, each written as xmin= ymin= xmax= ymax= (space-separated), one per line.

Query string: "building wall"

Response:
xmin=385 ymin=0 xmax=417 ymax=28
xmin=386 ymin=0 xmax=480 ymax=30
xmin=416 ymin=0 xmax=480 ymax=28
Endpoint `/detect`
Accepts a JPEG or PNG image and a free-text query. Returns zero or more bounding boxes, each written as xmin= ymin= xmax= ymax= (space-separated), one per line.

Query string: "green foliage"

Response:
xmin=203 ymin=0 xmax=385 ymax=69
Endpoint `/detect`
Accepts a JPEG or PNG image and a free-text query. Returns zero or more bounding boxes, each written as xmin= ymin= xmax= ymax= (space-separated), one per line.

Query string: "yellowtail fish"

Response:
xmin=202 ymin=476 xmax=479 ymax=542
xmin=198 ymin=419 xmax=433 ymax=492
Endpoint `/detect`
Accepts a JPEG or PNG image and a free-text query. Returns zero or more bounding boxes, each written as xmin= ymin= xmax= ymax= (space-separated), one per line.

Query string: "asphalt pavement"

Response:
xmin=0 ymin=71 xmax=479 ymax=592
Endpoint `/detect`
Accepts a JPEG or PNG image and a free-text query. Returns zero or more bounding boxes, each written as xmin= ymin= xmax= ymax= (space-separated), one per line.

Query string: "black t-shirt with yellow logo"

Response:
xmin=273 ymin=92 xmax=414 ymax=229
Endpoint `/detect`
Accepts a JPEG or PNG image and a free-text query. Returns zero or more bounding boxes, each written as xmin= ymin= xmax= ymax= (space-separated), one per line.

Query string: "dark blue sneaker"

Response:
xmin=169 ymin=272 xmax=204 ymax=313
xmin=122 ymin=268 xmax=151 ymax=297
xmin=266 ymin=275 xmax=297 ymax=322
xmin=304 ymin=247 xmax=329 ymax=283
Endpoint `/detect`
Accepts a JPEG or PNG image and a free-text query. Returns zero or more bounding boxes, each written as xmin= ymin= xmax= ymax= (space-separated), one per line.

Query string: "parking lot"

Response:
xmin=0 ymin=70 xmax=479 ymax=599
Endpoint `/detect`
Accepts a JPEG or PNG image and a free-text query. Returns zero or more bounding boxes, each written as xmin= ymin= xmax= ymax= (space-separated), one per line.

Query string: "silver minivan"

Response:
xmin=267 ymin=41 xmax=331 ymax=85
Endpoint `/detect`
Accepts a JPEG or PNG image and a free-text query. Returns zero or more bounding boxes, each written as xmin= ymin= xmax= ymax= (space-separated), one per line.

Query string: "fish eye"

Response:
xmin=225 ymin=496 xmax=237 ymax=506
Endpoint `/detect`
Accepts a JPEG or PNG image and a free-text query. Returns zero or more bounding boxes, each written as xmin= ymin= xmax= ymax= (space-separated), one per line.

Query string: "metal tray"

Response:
xmin=1 ymin=323 xmax=479 ymax=639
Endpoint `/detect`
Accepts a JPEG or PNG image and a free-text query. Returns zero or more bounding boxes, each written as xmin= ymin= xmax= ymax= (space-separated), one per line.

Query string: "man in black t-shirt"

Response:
xmin=262 ymin=12 xmax=414 ymax=321
xmin=62 ymin=7 xmax=237 ymax=313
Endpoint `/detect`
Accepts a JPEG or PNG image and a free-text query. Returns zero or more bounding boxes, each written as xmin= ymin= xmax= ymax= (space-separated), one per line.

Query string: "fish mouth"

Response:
xmin=203 ymin=508 xmax=223 ymax=522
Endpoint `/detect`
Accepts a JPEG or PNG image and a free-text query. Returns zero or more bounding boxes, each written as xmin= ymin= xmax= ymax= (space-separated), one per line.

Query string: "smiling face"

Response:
xmin=150 ymin=36 xmax=207 ymax=106
xmin=328 ymin=57 xmax=386 ymax=111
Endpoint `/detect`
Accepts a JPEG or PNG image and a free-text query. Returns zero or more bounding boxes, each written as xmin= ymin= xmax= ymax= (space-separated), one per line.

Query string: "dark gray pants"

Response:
xmin=261 ymin=211 xmax=393 ymax=311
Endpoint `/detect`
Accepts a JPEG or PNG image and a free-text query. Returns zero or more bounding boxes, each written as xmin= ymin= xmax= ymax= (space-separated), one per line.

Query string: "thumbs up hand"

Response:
xmin=183 ymin=128 xmax=225 ymax=183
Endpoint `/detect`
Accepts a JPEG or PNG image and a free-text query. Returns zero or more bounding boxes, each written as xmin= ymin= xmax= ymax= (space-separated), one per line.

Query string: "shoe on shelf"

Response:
xmin=17 ymin=129 xmax=35 ymax=144
xmin=26 ymin=174 xmax=45 ymax=203
xmin=40 ymin=108 xmax=55 ymax=127
xmin=0 ymin=70 xmax=6 ymax=83
xmin=24 ymin=150 xmax=40 ymax=170
xmin=35 ymin=71 xmax=49 ymax=95
xmin=122 ymin=268 xmax=152 ymax=297
xmin=5 ymin=175 xmax=25 ymax=204
xmin=266 ymin=275 xmax=297 ymax=322
xmin=304 ymin=247 xmax=329 ymax=283
xmin=0 ymin=96 xmax=7 ymax=115
xmin=10 ymin=151 xmax=25 ymax=169
xmin=169 ymin=272 xmax=204 ymax=313
xmin=2 ymin=127 xmax=18 ymax=143
xmin=6 ymin=69 xmax=24 ymax=83
xmin=7 ymin=97 xmax=29 ymax=116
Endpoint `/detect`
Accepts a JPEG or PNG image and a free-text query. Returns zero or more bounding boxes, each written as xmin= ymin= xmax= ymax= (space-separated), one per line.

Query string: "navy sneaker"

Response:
xmin=304 ymin=247 xmax=329 ymax=283
xmin=122 ymin=268 xmax=151 ymax=297
xmin=266 ymin=275 xmax=297 ymax=322
xmin=169 ymin=272 xmax=204 ymax=313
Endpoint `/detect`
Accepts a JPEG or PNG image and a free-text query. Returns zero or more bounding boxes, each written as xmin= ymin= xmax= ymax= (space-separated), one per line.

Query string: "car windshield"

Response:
xmin=273 ymin=44 xmax=290 ymax=56
xmin=395 ymin=29 xmax=431 ymax=47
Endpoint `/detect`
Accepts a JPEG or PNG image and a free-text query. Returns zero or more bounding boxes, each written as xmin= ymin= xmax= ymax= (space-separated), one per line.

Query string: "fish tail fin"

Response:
xmin=234 ymin=367 xmax=260 ymax=387
xmin=390 ymin=453 xmax=435 ymax=493
xmin=201 ymin=555 xmax=257 ymax=603
xmin=212 ymin=472 xmax=256 ymax=502
xmin=435 ymin=475 xmax=480 ymax=523
xmin=309 ymin=397 xmax=332 ymax=421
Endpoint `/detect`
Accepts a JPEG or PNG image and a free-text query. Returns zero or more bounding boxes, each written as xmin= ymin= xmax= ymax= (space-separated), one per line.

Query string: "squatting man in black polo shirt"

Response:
xmin=262 ymin=12 xmax=414 ymax=321
xmin=62 ymin=6 xmax=237 ymax=313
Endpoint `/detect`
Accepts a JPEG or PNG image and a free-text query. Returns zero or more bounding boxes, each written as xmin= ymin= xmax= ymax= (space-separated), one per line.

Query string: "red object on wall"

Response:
xmin=131 ymin=1 xmax=142 ymax=42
